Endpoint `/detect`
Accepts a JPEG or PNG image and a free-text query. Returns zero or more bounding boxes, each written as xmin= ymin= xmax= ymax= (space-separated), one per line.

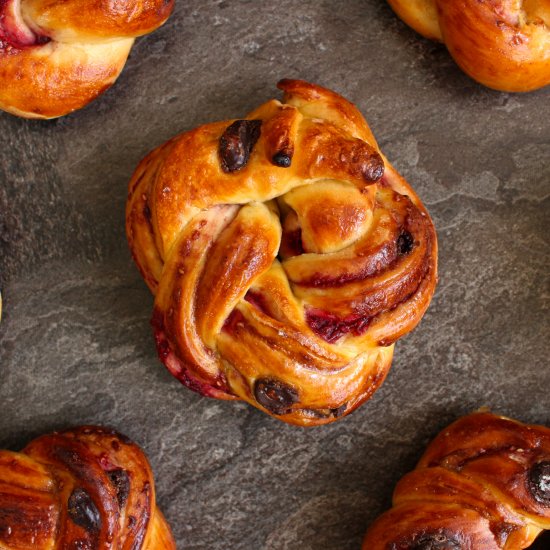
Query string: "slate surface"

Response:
xmin=0 ymin=1 xmax=549 ymax=548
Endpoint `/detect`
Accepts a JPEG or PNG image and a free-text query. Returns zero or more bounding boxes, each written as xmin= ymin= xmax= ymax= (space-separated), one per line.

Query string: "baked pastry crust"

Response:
xmin=0 ymin=426 xmax=175 ymax=549
xmin=0 ymin=0 xmax=174 ymax=118
xmin=387 ymin=0 xmax=550 ymax=92
xmin=362 ymin=411 xmax=550 ymax=549
xmin=126 ymin=79 xmax=438 ymax=426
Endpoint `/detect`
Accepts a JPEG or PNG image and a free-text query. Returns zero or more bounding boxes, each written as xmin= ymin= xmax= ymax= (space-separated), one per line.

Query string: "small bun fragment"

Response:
xmin=363 ymin=412 xmax=550 ymax=549
xmin=387 ymin=0 xmax=550 ymax=92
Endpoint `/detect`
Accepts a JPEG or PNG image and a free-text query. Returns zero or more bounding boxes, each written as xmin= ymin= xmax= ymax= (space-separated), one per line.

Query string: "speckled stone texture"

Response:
xmin=0 ymin=1 xmax=549 ymax=548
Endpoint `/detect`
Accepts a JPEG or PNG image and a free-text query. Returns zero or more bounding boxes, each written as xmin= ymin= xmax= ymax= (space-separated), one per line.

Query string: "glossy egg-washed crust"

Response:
xmin=363 ymin=412 xmax=550 ymax=549
xmin=0 ymin=0 xmax=174 ymax=119
xmin=126 ymin=79 xmax=438 ymax=426
xmin=387 ymin=0 xmax=550 ymax=92
xmin=0 ymin=426 xmax=175 ymax=549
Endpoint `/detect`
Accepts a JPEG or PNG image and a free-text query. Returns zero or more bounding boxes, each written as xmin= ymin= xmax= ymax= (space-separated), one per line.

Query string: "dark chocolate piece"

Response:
xmin=528 ymin=461 xmax=550 ymax=504
xmin=397 ymin=230 xmax=415 ymax=255
xmin=272 ymin=151 xmax=292 ymax=168
xmin=67 ymin=488 xmax=101 ymax=534
xmin=219 ymin=119 xmax=262 ymax=173
xmin=254 ymin=378 xmax=299 ymax=415
xmin=362 ymin=153 xmax=384 ymax=182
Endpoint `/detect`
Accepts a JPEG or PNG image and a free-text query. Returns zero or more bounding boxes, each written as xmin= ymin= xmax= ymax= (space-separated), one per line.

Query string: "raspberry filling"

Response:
xmin=306 ymin=308 xmax=371 ymax=343
xmin=152 ymin=311 xmax=234 ymax=399
xmin=0 ymin=0 xmax=50 ymax=49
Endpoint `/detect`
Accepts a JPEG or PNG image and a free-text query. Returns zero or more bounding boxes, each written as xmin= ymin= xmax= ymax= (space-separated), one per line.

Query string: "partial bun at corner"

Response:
xmin=362 ymin=411 xmax=550 ymax=549
xmin=387 ymin=0 xmax=550 ymax=92
xmin=126 ymin=79 xmax=438 ymax=426
xmin=0 ymin=0 xmax=174 ymax=119
xmin=0 ymin=426 xmax=175 ymax=549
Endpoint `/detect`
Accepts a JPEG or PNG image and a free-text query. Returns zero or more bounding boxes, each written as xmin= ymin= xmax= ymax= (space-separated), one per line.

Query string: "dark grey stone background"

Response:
xmin=0 ymin=1 xmax=549 ymax=548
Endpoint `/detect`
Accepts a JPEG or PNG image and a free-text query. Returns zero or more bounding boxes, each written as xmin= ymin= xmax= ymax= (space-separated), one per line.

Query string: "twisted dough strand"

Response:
xmin=387 ymin=0 xmax=550 ymax=92
xmin=0 ymin=426 xmax=175 ymax=549
xmin=126 ymin=79 xmax=438 ymax=426
xmin=363 ymin=412 xmax=550 ymax=549
xmin=0 ymin=0 xmax=174 ymax=118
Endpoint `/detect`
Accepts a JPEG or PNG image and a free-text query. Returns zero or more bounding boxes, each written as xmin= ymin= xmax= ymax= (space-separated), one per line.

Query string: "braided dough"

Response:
xmin=0 ymin=426 xmax=175 ymax=549
xmin=387 ymin=0 xmax=550 ymax=92
xmin=0 ymin=0 xmax=174 ymax=119
xmin=126 ymin=79 xmax=438 ymax=426
xmin=363 ymin=412 xmax=550 ymax=549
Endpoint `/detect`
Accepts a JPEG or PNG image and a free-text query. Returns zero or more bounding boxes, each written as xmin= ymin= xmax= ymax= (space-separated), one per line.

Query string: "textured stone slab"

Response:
xmin=0 ymin=1 xmax=549 ymax=548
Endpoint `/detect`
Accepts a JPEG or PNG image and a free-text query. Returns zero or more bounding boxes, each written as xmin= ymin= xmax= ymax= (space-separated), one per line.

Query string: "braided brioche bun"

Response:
xmin=126 ymin=79 xmax=438 ymax=426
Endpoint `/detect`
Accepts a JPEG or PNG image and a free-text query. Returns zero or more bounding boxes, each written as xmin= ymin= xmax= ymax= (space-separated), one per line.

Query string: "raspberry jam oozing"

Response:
xmin=244 ymin=290 xmax=271 ymax=316
xmin=221 ymin=309 xmax=246 ymax=335
xmin=0 ymin=0 xmax=50 ymax=50
xmin=151 ymin=310 xmax=234 ymax=399
xmin=306 ymin=308 xmax=370 ymax=343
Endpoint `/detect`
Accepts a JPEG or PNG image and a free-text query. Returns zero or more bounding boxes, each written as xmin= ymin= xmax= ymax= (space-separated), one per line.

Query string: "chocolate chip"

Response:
xmin=68 ymin=488 xmax=101 ymax=534
xmin=397 ymin=231 xmax=414 ymax=255
xmin=219 ymin=119 xmax=262 ymax=173
xmin=362 ymin=153 xmax=384 ymax=182
xmin=528 ymin=461 xmax=550 ymax=504
xmin=107 ymin=469 xmax=130 ymax=507
xmin=411 ymin=533 xmax=461 ymax=550
xmin=254 ymin=378 xmax=298 ymax=415
xmin=272 ymin=151 xmax=292 ymax=168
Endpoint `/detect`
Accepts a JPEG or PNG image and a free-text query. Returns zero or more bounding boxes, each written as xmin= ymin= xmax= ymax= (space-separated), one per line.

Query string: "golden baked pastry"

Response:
xmin=387 ymin=0 xmax=550 ymax=92
xmin=126 ymin=79 xmax=438 ymax=426
xmin=0 ymin=0 xmax=174 ymax=119
xmin=0 ymin=426 xmax=175 ymax=549
xmin=363 ymin=411 xmax=550 ymax=549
